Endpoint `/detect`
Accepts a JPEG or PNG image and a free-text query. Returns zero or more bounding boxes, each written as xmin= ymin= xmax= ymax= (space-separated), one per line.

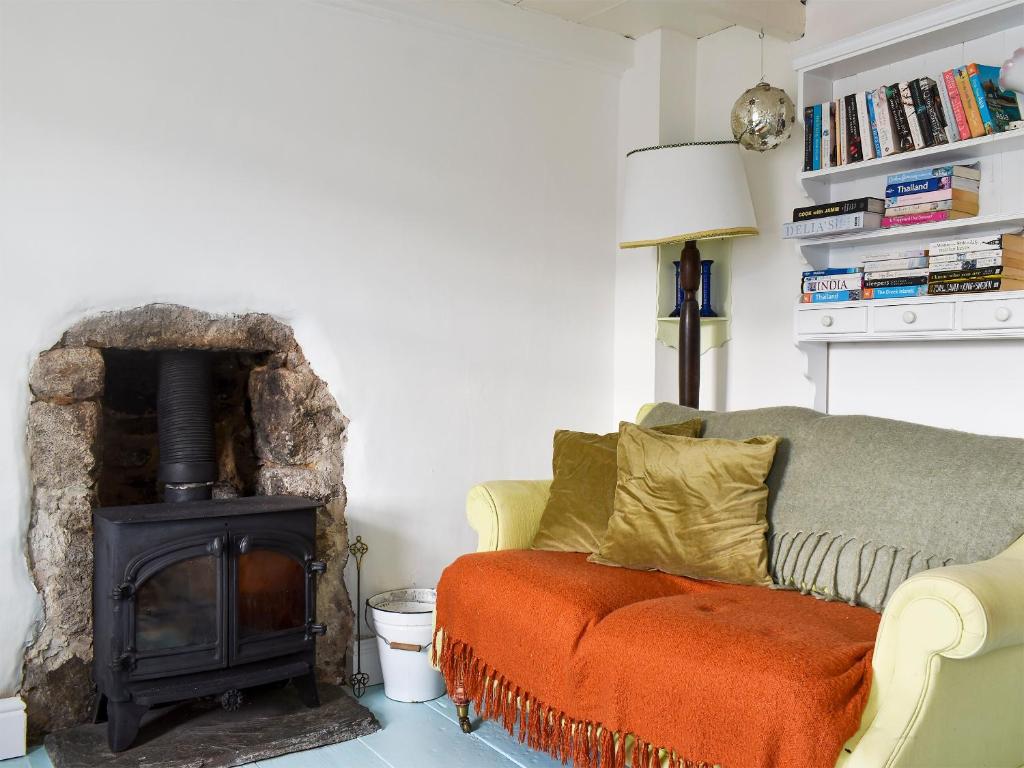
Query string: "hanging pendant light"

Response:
xmin=730 ymin=30 xmax=796 ymax=152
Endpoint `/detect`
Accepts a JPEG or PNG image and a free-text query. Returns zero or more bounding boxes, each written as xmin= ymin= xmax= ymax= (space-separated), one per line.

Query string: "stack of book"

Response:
xmin=800 ymin=267 xmax=863 ymax=304
xmin=926 ymin=233 xmax=1024 ymax=295
xmin=803 ymin=63 xmax=1023 ymax=171
xmin=782 ymin=197 xmax=884 ymax=239
xmin=882 ymin=164 xmax=980 ymax=228
xmin=861 ymin=250 xmax=930 ymax=300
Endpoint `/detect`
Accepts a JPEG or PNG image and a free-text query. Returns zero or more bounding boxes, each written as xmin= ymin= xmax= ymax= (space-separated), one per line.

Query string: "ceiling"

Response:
xmin=498 ymin=0 xmax=806 ymax=42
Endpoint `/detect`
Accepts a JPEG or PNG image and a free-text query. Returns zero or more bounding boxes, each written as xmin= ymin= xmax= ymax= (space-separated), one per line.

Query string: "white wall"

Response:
xmin=0 ymin=0 xmax=623 ymax=695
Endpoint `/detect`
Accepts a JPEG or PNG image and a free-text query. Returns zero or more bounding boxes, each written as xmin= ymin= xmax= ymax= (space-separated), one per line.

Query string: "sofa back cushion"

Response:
xmin=640 ymin=403 xmax=1024 ymax=611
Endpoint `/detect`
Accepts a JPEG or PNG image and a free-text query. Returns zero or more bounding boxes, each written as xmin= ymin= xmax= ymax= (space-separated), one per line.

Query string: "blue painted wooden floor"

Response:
xmin=2 ymin=685 xmax=562 ymax=768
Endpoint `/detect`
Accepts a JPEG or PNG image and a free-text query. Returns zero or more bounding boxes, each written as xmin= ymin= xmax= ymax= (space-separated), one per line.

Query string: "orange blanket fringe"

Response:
xmin=434 ymin=550 xmax=880 ymax=768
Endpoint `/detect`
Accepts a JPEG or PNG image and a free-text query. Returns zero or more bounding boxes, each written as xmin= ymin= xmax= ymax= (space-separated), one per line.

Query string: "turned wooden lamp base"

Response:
xmin=678 ymin=240 xmax=701 ymax=409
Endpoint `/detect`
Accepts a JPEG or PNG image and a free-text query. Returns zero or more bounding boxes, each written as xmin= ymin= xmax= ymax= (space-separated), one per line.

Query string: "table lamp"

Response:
xmin=619 ymin=140 xmax=758 ymax=408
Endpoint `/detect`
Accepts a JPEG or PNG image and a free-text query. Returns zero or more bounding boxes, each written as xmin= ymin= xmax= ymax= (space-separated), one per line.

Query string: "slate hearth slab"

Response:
xmin=44 ymin=683 xmax=379 ymax=768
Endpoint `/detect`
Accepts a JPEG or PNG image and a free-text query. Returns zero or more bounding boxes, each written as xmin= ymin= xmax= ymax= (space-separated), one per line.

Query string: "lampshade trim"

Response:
xmin=626 ymin=140 xmax=739 ymax=157
xmin=619 ymin=225 xmax=759 ymax=249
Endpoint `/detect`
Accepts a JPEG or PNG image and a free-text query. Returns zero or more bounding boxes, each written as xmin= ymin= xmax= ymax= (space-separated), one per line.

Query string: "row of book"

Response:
xmin=800 ymin=233 xmax=1024 ymax=303
xmin=802 ymin=63 xmax=1023 ymax=172
xmin=782 ymin=163 xmax=981 ymax=239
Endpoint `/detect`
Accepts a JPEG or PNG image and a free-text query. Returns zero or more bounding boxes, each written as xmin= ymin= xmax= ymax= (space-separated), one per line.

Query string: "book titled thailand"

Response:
xmin=800 ymin=290 xmax=862 ymax=303
xmin=885 ymin=175 xmax=978 ymax=197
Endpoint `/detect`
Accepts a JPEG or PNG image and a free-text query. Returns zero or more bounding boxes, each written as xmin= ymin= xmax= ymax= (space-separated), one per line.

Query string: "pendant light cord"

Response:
xmin=759 ymin=28 xmax=766 ymax=81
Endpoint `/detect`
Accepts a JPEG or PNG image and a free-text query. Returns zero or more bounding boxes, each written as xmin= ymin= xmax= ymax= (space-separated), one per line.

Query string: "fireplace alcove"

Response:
xmin=21 ymin=304 xmax=352 ymax=740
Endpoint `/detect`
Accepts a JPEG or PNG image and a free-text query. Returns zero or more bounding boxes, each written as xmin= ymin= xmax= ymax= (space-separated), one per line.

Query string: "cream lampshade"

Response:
xmin=619 ymin=141 xmax=758 ymax=407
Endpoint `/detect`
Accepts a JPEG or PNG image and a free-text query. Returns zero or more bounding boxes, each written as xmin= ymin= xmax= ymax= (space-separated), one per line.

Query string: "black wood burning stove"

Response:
xmin=92 ymin=351 xmax=327 ymax=752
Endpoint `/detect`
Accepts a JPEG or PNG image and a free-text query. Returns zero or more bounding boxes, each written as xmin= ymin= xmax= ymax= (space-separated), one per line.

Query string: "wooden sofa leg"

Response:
xmin=452 ymin=672 xmax=472 ymax=733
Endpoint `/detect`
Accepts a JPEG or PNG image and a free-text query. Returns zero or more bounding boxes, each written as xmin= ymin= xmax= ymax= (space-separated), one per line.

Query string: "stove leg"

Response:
xmin=92 ymin=693 xmax=108 ymax=724
xmin=293 ymin=671 xmax=321 ymax=708
xmin=107 ymin=700 xmax=148 ymax=752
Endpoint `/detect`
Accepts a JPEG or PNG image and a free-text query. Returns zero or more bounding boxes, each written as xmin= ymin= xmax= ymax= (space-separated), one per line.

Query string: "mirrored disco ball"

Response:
xmin=730 ymin=81 xmax=795 ymax=152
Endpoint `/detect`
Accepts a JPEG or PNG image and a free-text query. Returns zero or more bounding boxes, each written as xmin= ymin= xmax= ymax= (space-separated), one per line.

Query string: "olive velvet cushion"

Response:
xmin=531 ymin=418 xmax=703 ymax=553
xmin=589 ymin=422 xmax=780 ymax=586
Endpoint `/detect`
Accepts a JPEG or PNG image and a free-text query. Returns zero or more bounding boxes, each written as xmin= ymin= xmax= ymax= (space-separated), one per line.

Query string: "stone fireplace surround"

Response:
xmin=21 ymin=304 xmax=352 ymax=739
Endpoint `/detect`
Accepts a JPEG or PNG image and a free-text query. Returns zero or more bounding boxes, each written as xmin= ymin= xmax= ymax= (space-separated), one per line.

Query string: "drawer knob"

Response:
xmin=902 ymin=311 xmax=917 ymax=324
xmin=995 ymin=307 xmax=1012 ymax=322
xmin=820 ymin=315 xmax=834 ymax=328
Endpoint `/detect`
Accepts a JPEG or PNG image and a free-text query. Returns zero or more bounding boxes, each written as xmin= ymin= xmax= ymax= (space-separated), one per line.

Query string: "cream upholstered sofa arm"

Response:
xmin=843 ymin=535 xmax=1024 ymax=768
xmin=466 ymin=480 xmax=551 ymax=552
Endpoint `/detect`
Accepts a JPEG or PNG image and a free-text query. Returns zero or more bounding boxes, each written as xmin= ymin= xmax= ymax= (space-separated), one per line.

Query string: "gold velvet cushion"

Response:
xmin=589 ymin=423 xmax=780 ymax=586
xmin=531 ymin=419 xmax=703 ymax=554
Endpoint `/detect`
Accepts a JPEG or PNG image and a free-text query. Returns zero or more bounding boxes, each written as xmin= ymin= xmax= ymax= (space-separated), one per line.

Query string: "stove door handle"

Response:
xmin=308 ymin=560 xmax=327 ymax=576
xmin=209 ymin=536 xmax=224 ymax=556
xmin=237 ymin=536 xmax=251 ymax=554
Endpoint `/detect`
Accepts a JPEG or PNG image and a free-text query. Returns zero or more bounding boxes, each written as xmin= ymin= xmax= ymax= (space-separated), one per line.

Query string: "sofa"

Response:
xmin=440 ymin=405 xmax=1024 ymax=768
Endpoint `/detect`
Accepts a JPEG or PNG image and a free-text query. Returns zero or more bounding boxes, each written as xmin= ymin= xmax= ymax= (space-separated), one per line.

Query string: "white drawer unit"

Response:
xmin=873 ymin=301 xmax=954 ymax=333
xmin=962 ymin=297 xmax=1024 ymax=331
xmin=796 ymin=306 xmax=867 ymax=336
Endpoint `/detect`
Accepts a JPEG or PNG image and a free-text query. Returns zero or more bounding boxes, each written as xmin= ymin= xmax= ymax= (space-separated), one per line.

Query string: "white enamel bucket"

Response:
xmin=366 ymin=588 xmax=445 ymax=703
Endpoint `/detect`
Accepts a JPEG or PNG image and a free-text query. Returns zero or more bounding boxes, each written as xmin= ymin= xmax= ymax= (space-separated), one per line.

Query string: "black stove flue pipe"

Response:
xmin=157 ymin=350 xmax=217 ymax=502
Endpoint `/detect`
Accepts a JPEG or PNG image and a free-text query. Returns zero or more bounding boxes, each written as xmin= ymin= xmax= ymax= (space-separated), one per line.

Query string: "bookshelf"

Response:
xmin=792 ymin=0 xmax=1024 ymax=354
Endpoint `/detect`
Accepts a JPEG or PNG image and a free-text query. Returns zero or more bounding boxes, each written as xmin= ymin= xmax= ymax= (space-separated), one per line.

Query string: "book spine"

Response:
xmin=783 ymin=212 xmax=876 ymax=238
xmin=844 ymin=94 xmax=863 ymax=162
xmin=863 ymin=285 xmax=929 ymax=299
xmin=908 ymin=78 xmax=934 ymax=146
xmin=873 ymin=86 xmax=897 ymax=156
xmin=928 ymin=279 xmax=1001 ymax=295
xmin=793 ymin=198 xmax=882 ymax=220
xmin=864 ymin=257 xmax=930 ymax=272
xmin=887 ymin=189 xmax=977 ymax=207
xmin=929 ymin=266 xmax=1003 ymax=281
xmin=931 ymin=256 xmax=1002 ymax=271
xmin=803 ymin=105 xmax=814 ymax=171
xmin=866 ymin=91 xmax=883 ymax=157
xmin=863 ymin=268 xmax=929 ymax=280
xmin=830 ymin=101 xmax=840 ymax=166
xmin=966 ymin=63 xmax=996 ymax=135
xmin=820 ymin=104 xmax=832 ymax=169
xmin=885 ymin=176 xmax=978 ymax=197
xmin=919 ymin=78 xmax=949 ymax=145
xmin=803 ymin=275 xmax=864 ymax=292
xmin=885 ymin=164 xmax=978 ymax=185
xmin=800 ymin=290 xmax=862 ymax=303
xmin=856 ymin=91 xmax=876 ymax=160
xmin=930 ymin=249 xmax=1003 ymax=264
xmin=883 ymin=211 xmax=959 ymax=228
xmin=935 ymin=74 xmax=960 ymax=142
xmin=942 ymin=69 xmax=970 ymax=140
xmin=802 ymin=267 xmax=864 ymax=277
xmin=898 ymin=82 xmax=925 ymax=150
xmin=835 ymin=98 xmax=846 ymax=164
xmin=812 ymin=104 xmax=822 ymax=170
xmin=885 ymin=84 xmax=914 ymax=152
xmin=955 ymin=66 xmax=985 ymax=138
xmin=885 ymin=200 xmax=955 ymax=215
xmin=927 ymin=236 xmax=1003 ymax=255
xmin=864 ymin=276 xmax=928 ymax=288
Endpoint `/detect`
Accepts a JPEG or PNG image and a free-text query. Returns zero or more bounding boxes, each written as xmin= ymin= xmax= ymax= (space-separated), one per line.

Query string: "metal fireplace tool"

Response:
xmin=348 ymin=535 xmax=369 ymax=697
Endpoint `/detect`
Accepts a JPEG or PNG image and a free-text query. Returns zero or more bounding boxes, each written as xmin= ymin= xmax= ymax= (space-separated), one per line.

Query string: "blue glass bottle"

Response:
xmin=699 ymin=259 xmax=717 ymax=318
xmin=669 ymin=260 xmax=682 ymax=317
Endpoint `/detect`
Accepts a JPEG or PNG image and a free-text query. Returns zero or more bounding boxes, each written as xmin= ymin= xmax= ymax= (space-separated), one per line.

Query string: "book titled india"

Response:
xmin=812 ymin=103 xmax=822 ymax=170
xmin=800 ymin=290 xmax=862 ymax=303
xmin=919 ymin=78 xmax=949 ymax=145
xmin=855 ymin=91 xmax=875 ymax=160
xmin=942 ymin=69 xmax=970 ymax=140
xmin=803 ymin=106 xmax=814 ymax=171
xmin=886 ymin=84 xmax=915 ymax=152
xmin=972 ymin=64 xmax=1023 ymax=131
xmin=885 ymin=175 xmax=978 ymax=197
xmin=882 ymin=211 xmax=974 ymax=228
xmin=908 ymin=78 xmax=935 ymax=146
xmin=885 ymin=164 xmax=980 ymax=185
xmin=782 ymin=212 xmax=882 ymax=239
xmin=792 ymin=197 xmax=885 ymax=221
xmin=803 ymin=274 xmax=864 ymax=292
xmin=928 ymin=279 xmax=1001 ymax=295
xmin=966 ymin=63 xmax=996 ymax=135
xmin=954 ymin=66 xmax=985 ymax=138
xmin=866 ymin=91 xmax=883 ymax=157
xmin=872 ymin=85 xmax=897 ymax=156
xmin=863 ymin=285 xmax=929 ymax=299
xmin=844 ymin=94 xmax=863 ymax=162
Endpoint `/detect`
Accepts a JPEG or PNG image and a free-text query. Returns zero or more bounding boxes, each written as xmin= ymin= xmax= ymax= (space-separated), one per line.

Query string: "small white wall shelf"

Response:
xmin=656 ymin=316 xmax=729 ymax=352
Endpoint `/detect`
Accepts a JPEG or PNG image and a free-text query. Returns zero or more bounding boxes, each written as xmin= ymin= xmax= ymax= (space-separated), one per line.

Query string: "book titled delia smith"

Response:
xmin=783 ymin=211 xmax=882 ymax=239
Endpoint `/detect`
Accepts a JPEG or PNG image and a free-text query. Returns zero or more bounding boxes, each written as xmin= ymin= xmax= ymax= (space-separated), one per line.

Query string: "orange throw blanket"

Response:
xmin=434 ymin=550 xmax=880 ymax=768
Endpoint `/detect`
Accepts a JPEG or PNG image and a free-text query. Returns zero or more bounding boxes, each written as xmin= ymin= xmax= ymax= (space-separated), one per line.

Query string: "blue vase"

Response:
xmin=669 ymin=260 xmax=682 ymax=317
xmin=699 ymin=259 xmax=717 ymax=318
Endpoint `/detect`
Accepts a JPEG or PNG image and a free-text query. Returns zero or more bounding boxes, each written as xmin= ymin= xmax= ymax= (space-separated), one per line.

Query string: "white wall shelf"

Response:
xmin=656 ymin=316 xmax=729 ymax=352
xmin=795 ymin=290 xmax=1024 ymax=342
